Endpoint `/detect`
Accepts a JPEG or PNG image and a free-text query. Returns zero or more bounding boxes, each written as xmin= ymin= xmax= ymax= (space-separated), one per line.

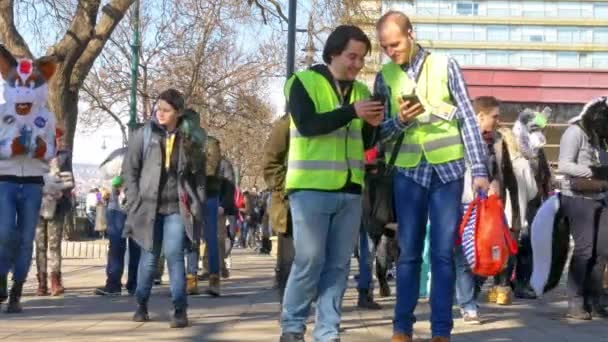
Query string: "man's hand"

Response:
xmin=397 ymin=98 xmax=425 ymax=124
xmin=218 ymin=206 xmax=225 ymax=215
xmin=354 ymin=100 xmax=384 ymax=126
xmin=472 ymin=176 xmax=490 ymax=194
xmin=488 ymin=180 xmax=500 ymax=197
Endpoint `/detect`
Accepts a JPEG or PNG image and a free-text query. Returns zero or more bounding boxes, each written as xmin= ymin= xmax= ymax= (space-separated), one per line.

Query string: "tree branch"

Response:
xmin=0 ymin=0 xmax=33 ymax=57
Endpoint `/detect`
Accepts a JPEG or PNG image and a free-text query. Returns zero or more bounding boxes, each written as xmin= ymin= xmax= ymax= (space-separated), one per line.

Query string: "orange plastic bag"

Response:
xmin=458 ymin=194 xmax=518 ymax=277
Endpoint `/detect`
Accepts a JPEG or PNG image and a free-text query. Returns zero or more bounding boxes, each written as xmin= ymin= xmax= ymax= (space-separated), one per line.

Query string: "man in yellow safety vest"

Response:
xmin=375 ymin=11 xmax=490 ymax=342
xmin=279 ymin=25 xmax=384 ymax=342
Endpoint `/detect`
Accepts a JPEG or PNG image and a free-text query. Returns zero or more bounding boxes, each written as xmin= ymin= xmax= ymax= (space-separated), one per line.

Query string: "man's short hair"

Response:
xmin=376 ymin=11 xmax=413 ymax=34
xmin=473 ymin=96 xmax=501 ymax=114
xmin=322 ymin=25 xmax=371 ymax=64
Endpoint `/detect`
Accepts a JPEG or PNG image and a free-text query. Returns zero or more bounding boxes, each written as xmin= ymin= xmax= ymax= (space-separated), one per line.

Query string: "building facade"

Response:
xmin=382 ymin=0 xmax=608 ymax=69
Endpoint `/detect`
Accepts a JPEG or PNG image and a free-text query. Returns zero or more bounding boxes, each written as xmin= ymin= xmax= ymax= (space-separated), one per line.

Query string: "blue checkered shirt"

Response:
xmin=376 ymin=46 xmax=488 ymax=188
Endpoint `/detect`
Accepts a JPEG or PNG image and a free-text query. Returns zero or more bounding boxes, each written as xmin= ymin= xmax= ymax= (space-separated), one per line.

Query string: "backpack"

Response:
xmin=458 ymin=194 xmax=518 ymax=277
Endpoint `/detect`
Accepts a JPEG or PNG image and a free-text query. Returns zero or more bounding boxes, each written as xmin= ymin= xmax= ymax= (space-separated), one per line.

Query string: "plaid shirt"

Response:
xmin=376 ymin=46 xmax=488 ymax=188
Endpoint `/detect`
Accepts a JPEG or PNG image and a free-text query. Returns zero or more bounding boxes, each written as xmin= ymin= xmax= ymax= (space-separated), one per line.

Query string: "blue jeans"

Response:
xmin=393 ymin=171 xmax=463 ymax=337
xmin=106 ymin=209 xmax=140 ymax=292
xmin=281 ymin=191 xmax=361 ymax=341
xmin=357 ymin=224 xmax=374 ymax=291
xmin=0 ymin=182 xmax=43 ymax=283
xmin=187 ymin=197 xmax=219 ymax=275
xmin=136 ymin=213 xmax=188 ymax=309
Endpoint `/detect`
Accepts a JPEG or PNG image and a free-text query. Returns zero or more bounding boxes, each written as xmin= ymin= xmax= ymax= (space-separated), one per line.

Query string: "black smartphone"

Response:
xmin=370 ymin=94 xmax=386 ymax=106
xmin=401 ymin=94 xmax=421 ymax=106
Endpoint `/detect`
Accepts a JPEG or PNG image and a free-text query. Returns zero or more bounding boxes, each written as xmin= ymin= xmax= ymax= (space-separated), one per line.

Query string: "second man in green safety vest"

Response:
xmin=375 ymin=11 xmax=489 ymax=342
xmin=279 ymin=25 xmax=384 ymax=342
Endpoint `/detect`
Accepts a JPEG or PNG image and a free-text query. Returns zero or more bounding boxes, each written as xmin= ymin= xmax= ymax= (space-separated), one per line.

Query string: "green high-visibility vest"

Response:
xmin=284 ymin=70 xmax=370 ymax=190
xmin=381 ymin=54 xmax=464 ymax=167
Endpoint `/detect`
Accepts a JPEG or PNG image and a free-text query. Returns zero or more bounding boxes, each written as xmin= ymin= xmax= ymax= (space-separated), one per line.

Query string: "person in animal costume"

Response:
xmin=0 ymin=44 xmax=57 ymax=313
xmin=558 ymin=97 xmax=608 ymax=320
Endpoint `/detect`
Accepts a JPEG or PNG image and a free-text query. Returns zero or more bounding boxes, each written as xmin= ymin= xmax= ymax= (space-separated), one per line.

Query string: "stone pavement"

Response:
xmin=1 ymin=249 xmax=608 ymax=342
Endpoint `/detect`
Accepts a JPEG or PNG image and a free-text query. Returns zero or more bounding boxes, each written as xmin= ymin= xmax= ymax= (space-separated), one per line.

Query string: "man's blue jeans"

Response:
xmin=186 ymin=197 xmax=219 ymax=275
xmin=106 ymin=209 xmax=140 ymax=292
xmin=357 ymin=224 xmax=374 ymax=291
xmin=393 ymin=171 xmax=463 ymax=338
xmin=0 ymin=182 xmax=43 ymax=283
xmin=281 ymin=191 xmax=361 ymax=342
xmin=136 ymin=213 xmax=188 ymax=309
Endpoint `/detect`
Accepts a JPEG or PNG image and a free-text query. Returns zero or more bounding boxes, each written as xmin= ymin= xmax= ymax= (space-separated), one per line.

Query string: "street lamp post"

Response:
xmin=128 ymin=0 xmax=140 ymax=133
xmin=286 ymin=0 xmax=297 ymax=78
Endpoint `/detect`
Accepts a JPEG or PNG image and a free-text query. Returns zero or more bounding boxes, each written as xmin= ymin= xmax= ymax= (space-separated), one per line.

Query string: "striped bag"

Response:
xmin=458 ymin=194 xmax=518 ymax=277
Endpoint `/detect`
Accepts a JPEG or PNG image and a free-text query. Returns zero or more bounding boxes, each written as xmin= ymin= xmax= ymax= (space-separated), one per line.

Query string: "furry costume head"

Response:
xmin=0 ymin=45 xmax=57 ymax=159
xmin=0 ymin=45 xmax=56 ymax=116
xmin=512 ymin=108 xmax=549 ymax=160
xmin=569 ymin=97 xmax=608 ymax=148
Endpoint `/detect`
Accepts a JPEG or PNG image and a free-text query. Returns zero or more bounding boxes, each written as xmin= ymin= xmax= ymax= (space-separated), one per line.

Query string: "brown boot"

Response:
xmin=207 ymin=274 xmax=220 ymax=297
xmin=36 ymin=273 xmax=49 ymax=296
xmin=431 ymin=337 xmax=450 ymax=342
xmin=186 ymin=274 xmax=199 ymax=295
xmin=50 ymin=272 xmax=65 ymax=296
xmin=391 ymin=333 xmax=412 ymax=342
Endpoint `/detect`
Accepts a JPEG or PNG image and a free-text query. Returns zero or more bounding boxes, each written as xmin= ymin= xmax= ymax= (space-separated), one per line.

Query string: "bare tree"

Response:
xmin=0 ymin=0 xmax=136 ymax=150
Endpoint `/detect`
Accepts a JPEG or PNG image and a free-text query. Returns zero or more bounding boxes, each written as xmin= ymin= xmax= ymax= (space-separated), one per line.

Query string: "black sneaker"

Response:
xmin=357 ymin=290 xmax=382 ymax=310
xmin=514 ymin=284 xmax=537 ymax=299
xmin=279 ymin=332 xmax=305 ymax=342
xmin=132 ymin=304 xmax=150 ymax=322
xmin=170 ymin=308 xmax=188 ymax=328
xmin=94 ymin=286 xmax=121 ymax=296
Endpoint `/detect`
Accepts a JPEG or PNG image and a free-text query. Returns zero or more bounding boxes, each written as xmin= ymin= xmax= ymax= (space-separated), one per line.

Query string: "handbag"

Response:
xmin=364 ymin=132 xmax=405 ymax=228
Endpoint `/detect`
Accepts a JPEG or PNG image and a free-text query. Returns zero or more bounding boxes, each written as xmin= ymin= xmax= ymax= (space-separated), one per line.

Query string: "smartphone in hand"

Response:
xmin=370 ymin=94 xmax=386 ymax=106
xmin=401 ymin=94 xmax=421 ymax=106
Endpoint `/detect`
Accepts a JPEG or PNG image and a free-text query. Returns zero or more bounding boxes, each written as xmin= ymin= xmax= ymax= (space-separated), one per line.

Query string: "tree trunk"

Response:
xmin=48 ymin=74 xmax=80 ymax=152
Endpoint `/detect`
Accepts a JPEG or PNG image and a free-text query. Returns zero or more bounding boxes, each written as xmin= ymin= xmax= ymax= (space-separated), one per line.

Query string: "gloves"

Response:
xmin=570 ymin=177 xmax=608 ymax=193
xmin=590 ymin=166 xmax=608 ymax=181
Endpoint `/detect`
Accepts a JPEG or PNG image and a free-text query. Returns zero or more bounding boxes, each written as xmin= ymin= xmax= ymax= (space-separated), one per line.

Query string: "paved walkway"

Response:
xmin=1 ymin=249 xmax=607 ymax=341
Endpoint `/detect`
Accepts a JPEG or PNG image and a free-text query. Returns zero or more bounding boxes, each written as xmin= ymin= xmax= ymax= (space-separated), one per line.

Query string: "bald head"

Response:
xmin=376 ymin=11 xmax=413 ymax=35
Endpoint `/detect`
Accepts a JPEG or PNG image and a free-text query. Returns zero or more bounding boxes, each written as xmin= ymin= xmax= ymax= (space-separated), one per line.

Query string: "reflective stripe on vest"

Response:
xmin=380 ymin=54 xmax=464 ymax=167
xmin=284 ymin=69 xmax=369 ymax=190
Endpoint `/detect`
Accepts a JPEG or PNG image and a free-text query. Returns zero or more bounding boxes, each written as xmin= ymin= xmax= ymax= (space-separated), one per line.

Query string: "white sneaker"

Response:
xmin=462 ymin=311 xmax=482 ymax=325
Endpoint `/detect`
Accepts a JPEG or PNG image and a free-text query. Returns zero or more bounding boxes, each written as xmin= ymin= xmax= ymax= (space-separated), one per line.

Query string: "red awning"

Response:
xmin=462 ymin=67 xmax=608 ymax=104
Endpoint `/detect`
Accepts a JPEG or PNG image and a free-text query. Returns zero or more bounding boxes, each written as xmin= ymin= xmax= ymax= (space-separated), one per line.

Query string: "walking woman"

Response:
xmin=123 ymin=89 xmax=206 ymax=328
xmin=558 ymin=97 xmax=608 ymax=320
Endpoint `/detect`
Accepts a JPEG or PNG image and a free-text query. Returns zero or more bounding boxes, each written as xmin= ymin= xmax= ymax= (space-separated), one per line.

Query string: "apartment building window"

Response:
xmin=487 ymin=51 xmax=509 ymax=66
xmin=557 ymin=52 xmax=579 ymax=68
xmin=472 ymin=52 xmax=485 ymax=65
xmin=452 ymin=25 xmax=474 ymax=41
xmin=416 ymin=25 xmax=439 ymax=41
xmin=594 ymin=28 xmax=608 ymax=44
xmin=522 ymin=1 xmax=546 ymax=17
xmin=416 ymin=0 xmax=440 ymax=16
xmin=474 ymin=26 xmax=486 ymax=41
xmin=438 ymin=26 xmax=452 ymax=41
xmin=521 ymin=52 xmax=545 ymax=68
xmin=557 ymin=27 xmax=578 ymax=43
xmin=455 ymin=1 xmax=479 ymax=16
xmin=522 ymin=26 xmax=545 ymax=42
xmin=596 ymin=4 xmax=608 ymax=18
xmin=509 ymin=2 xmax=522 ymax=16
xmin=486 ymin=1 xmax=509 ymax=16
xmin=557 ymin=2 xmax=581 ymax=17
xmin=581 ymin=3 xmax=593 ymax=17
xmin=592 ymin=53 xmax=608 ymax=69
xmin=487 ymin=26 xmax=509 ymax=41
